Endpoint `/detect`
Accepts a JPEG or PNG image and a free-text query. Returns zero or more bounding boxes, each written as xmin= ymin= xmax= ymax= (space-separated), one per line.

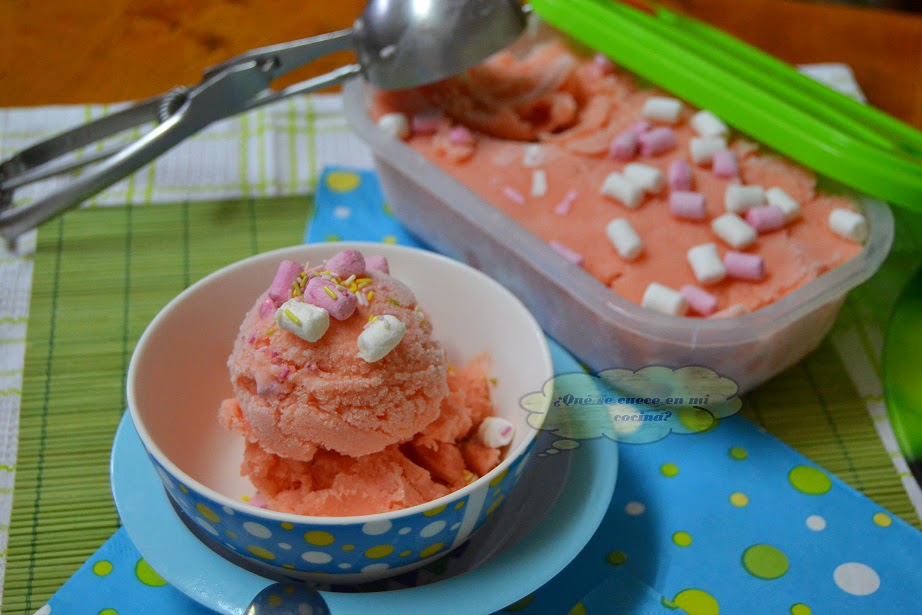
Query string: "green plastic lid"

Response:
xmin=884 ymin=266 xmax=922 ymax=464
xmin=530 ymin=0 xmax=922 ymax=211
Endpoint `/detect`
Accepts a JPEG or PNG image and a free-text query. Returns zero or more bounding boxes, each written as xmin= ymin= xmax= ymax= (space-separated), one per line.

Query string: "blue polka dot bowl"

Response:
xmin=127 ymin=242 xmax=553 ymax=583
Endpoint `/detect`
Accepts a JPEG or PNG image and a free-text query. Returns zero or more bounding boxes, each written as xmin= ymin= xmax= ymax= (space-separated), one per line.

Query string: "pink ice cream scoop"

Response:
xmin=218 ymin=251 xmax=506 ymax=517
xmin=231 ymin=355 xmax=499 ymax=516
xmin=222 ymin=270 xmax=448 ymax=461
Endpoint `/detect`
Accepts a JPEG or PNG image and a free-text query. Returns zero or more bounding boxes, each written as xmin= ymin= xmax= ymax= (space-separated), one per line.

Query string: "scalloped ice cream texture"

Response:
xmin=219 ymin=252 xmax=502 ymax=516
xmin=370 ymin=40 xmax=864 ymax=317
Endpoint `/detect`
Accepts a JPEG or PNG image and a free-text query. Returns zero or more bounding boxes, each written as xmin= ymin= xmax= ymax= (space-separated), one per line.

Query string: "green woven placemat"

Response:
xmin=5 ymin=198 xmax=309 ymax=614
xmin=3 ymin=197 xmax=918 ymax=613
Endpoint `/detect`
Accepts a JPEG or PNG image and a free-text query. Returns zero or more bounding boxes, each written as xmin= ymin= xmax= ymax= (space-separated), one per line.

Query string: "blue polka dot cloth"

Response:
xmin=46 ymin=167 xmax=922 ymax=614
xmin=308 ymin=168 xmax=922 ymax=614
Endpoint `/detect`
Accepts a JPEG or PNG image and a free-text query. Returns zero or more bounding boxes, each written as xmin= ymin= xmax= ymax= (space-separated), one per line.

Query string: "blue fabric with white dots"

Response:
xmin=306 ymin=168 xmax=922 ymax=614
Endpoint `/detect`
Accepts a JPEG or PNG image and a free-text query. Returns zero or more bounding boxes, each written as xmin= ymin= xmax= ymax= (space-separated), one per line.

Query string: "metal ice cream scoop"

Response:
xmin=0 ymin=0 xmax=528 ymax=240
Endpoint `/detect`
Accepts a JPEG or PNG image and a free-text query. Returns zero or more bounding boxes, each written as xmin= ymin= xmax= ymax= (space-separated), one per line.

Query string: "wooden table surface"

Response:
xmin=0 ymin=0 xmax=920 ymax=128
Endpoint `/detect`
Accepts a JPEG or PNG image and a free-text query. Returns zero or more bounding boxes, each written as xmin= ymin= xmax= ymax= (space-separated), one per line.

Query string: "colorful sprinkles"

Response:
xmin=283 ymin=309 xmax=301 ymax=326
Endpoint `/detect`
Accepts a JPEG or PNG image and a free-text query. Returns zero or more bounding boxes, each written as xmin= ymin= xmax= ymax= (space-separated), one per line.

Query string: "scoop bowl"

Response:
xmin=126 ymin=242 xmax=553 ymax=583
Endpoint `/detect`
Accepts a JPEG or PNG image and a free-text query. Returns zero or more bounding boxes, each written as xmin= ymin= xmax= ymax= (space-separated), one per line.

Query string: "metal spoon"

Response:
xmin=0 ymin=0 xmax=529 ymax=240
xmin=355 ymin=0 xmax=529 ymax=90
xmin=245 ymin=582 xmax=331 ymax=615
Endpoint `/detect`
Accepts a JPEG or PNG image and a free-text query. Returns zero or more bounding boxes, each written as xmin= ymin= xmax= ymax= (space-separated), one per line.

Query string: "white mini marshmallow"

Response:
xmin=766 ymin=187 xmax=801 ymax=222
xmin=829 ymin=208 xmax=868 ymax=243
xmin=687 ymin=243 xmax=728 ymax=285
xmin=690 ymin=110 xmax=729 ymax=137
xmin=523 ymin=144 xmax=545 ymax=167
xmin=623 ymin=163 xmax=665 ymax=194
xmin=275 ymin=300 xmax=330 ymax=342
xmin=357 ymin=315 xmax=406 ymax=362
xmin=478 ymin=417 xmax=515 ymax=448
xmin=689 ymin=136 xmax=728 ymax=165
xmin=601 ymin=172 xmax=644 ymax=209
xmin=711 ymin=213 xmax=758 ymax=249
xmin=642 ymin=282 xmax=688 ymax=316
xmin=725 ymin=185 xmax=766 ymax=214
xmin=606 ymin=218 xmax=644 ymax=260
xmin=376 ymin=113 xmax=410 ymax=140
xmin=642 ymin=96 xmax=683 ymax=124
xmin=531 ymin=169 xmax=548 ymax=197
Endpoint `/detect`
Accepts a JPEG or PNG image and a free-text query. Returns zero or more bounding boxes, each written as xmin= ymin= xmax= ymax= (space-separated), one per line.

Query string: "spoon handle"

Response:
xmin=203 ymin=29 xmax=354 ymax=84
xmin=240 ymin=65 xmax=361 ymax=114
xmin=0 ymin=30 xmax=359 ymax=241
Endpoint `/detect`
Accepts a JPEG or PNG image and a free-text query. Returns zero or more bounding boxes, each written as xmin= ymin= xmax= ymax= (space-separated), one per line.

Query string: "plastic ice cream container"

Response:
xmin=343 ymin=58 xmax=893 ymax=393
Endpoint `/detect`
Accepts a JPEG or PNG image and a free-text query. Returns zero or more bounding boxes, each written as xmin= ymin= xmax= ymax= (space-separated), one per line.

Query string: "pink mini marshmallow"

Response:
xmin=712 ymin=149 xmax=738 ymax=178
xmin=267 ymin=260 xmax=303 ymax=306
xmin=503 ymin=186 xmax=526 ymax=205
xmin=670 ymin=191 xmax=707 ymax=221
xmin=304 ymin=277 xmax=358 ymax=320
xmin=554 ymin=190 xmax=578 ymax=216
xmin=680 ymin=284 xmax=719 ymax=316
xmin=629 ymin=119 xmax=652 ymax=135
xmin=365 ymin=255 xmax=389 ymax=274
xmin=638 ymin=127 xmax=677 ymax=156
xmin=608 ymin=131 xmax=638 ymax=160
xmin=258 ymin=298 xmax=275 ymax=318
xmin=669 ymin=159 xmax=693 ymax=191
xmin=325 ymin=249 xmax=366 ymax=278
xmin=411 ymin=112 xmax=442 ymax=135
xmin=447 ymin=125 xmax=474 ymax=146
xmin=255 ymin=371 xmax=279 ymax=397
xmin=593 ymin=53 xmax=615 ymax=74
xmin=249 ymin=493 xmax=267 ymax=509
xmin=745 ymin=205 xmax=786 ymax=233
xmin=724 ymin=251 xmax=765 ymax=281
xmin=549 ymin=240 xmax=584 ymax=265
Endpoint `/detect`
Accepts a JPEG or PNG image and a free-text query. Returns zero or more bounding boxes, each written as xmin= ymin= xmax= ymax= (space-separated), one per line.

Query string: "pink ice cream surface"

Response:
xmin=233 ymin=357 xmax=499 ymax=516
xmin=223 ymin=271 xmax=447 ymax=461
xmin=370 ymin=41 xmax=863 ymax=317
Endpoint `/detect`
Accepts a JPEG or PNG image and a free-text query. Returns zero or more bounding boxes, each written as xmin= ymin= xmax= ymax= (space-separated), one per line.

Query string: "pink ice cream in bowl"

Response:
xmin=127 ymin=242 xmax=553 ymax=583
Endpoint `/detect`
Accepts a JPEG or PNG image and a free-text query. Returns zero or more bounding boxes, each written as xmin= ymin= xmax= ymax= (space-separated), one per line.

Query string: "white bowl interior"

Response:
xmin=128 ymin=242 xmax=553 ymax=512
